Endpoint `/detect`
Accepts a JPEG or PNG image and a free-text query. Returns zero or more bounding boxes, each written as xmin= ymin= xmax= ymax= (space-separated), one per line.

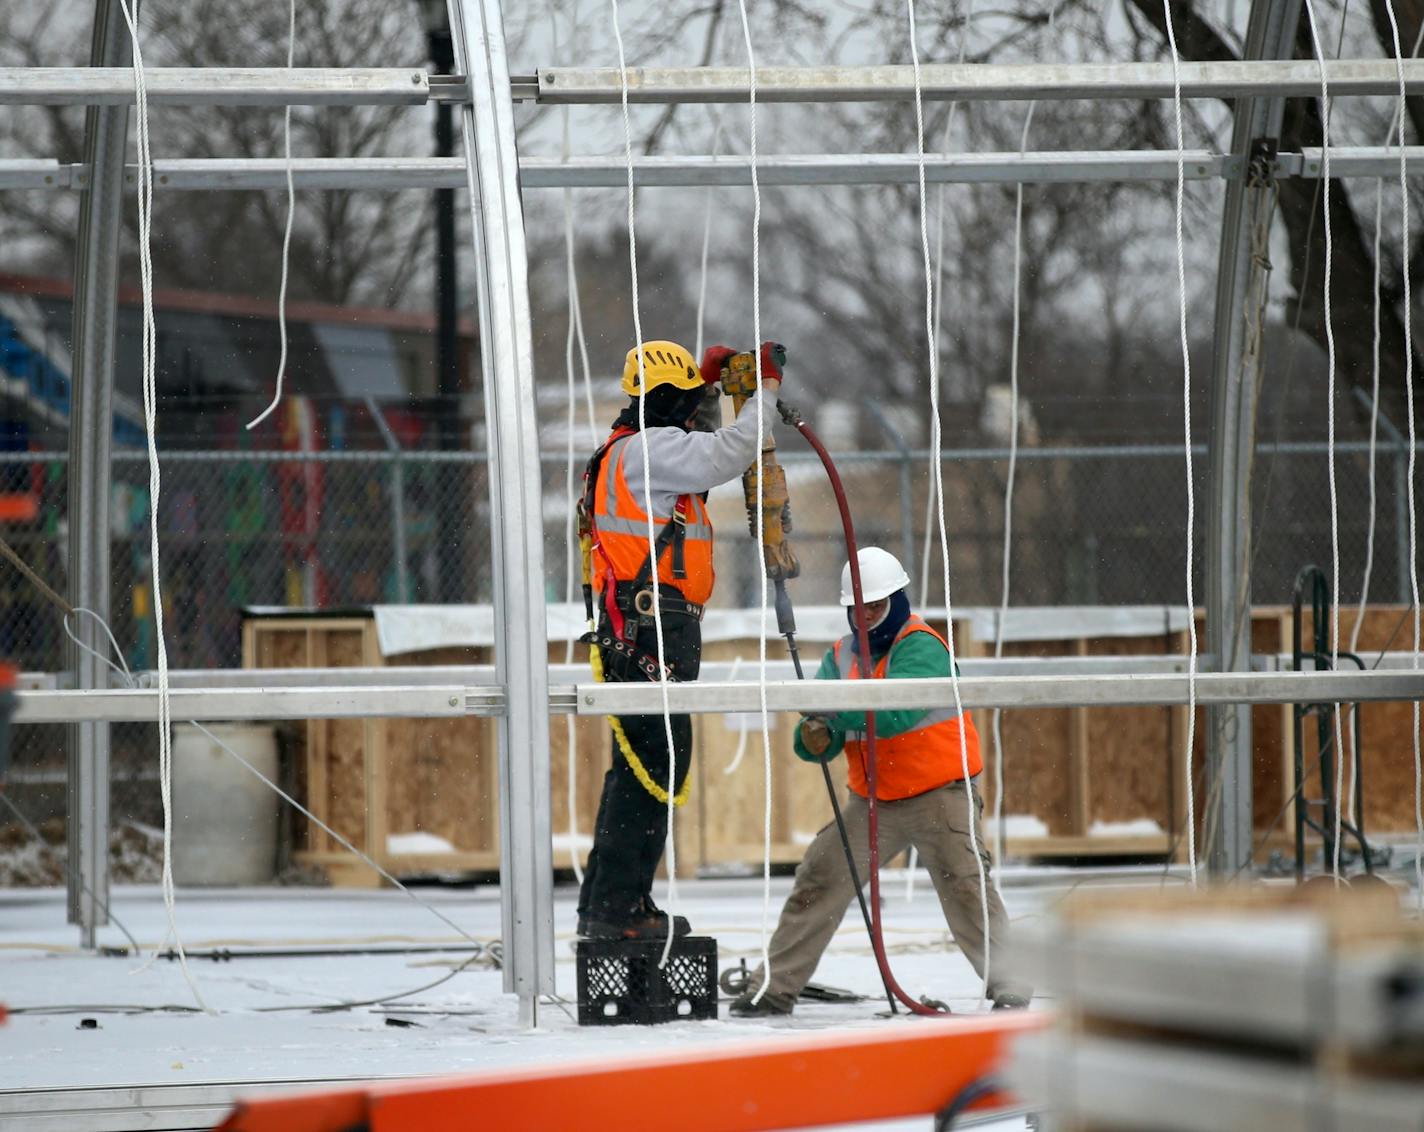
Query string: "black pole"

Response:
xmin=428 ymin=20 xmax=463 ymax=602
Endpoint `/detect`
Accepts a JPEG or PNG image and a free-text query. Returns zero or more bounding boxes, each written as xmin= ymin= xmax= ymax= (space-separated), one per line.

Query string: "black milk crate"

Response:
xmin=575 ymin=935 xmax=718 ymax=1026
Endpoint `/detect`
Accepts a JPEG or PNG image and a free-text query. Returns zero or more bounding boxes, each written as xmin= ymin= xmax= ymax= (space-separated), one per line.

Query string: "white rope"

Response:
xmin=920 ymin=0 xmax=977 ymax=608
xmin=1301 ymin=0 xmax=1346 ymax=881
xmin=1380 ymin=0 xmax=1423 ymax=911
xmin=1347 ymin=179 xmax=1385 ymax=840
xmin=694 ymin=113 xmax=726 ymax=359
xmin=721 ymin=656 xmax=753 ymax=775
xmin=1162 ymin=0 xmax=1198 ymax=886
xmin=908 ymin=0 xmax=990 ymax=1006
xmin=609 ymin=0 xmax=683 ymax=969
xmin=113 ymin=0 xmax=205 ymax=1012
xmin=989 ymin=0 xmax=1055 ymax=878
xmin=246 ymin=0 xmax=297 ymax=431
xmin=731 ymin=0 xmax=775 ymax=1006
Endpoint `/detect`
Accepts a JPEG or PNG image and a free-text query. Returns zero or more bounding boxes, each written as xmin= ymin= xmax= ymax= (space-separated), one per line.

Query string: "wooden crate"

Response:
xmin=245 ymin=605 xmax=1422 ymax=884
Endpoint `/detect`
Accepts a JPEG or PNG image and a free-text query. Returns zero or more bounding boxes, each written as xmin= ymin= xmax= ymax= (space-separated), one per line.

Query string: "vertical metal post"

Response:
xmin=366 ymin=397 xmax=410 ymax=603
xmin=447 ymin=0 xmax=554 ymax=1024
xmin=1204 ymin=0 xmax=1302 ymax=876
xmin=66 ymin=0 xmax=130 ymax=947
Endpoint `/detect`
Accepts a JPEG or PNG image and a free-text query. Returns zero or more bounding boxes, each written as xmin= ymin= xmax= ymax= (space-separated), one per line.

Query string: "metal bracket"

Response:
xmin=1247 ymin=136 xmax=1280 ymax=187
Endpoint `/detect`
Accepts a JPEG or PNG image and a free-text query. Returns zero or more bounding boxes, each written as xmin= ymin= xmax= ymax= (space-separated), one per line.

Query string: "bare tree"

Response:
xmin=0 ymin=0 xmax=435 ymax=307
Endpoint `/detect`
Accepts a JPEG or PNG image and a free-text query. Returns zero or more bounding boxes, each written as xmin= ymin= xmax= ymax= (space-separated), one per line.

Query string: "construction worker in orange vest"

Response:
xmin=576 ymin=339 xmax=785 ymax=940
xmin=731 ymin=547 xmax=1031 ymax=1014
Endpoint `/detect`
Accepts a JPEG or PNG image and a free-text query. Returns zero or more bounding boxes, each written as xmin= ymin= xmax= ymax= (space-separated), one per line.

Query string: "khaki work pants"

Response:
xmin=748 ymin=777 xmax=1028 ymax=1004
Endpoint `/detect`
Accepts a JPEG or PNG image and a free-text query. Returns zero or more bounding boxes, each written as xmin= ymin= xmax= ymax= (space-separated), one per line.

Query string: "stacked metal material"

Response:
xmin=1004 ymin=885 xmax=1424 ymax=1131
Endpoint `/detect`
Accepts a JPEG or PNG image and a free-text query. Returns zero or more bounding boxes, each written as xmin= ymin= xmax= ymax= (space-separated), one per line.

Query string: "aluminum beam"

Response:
xmin=529 ymin=58 xmax=1424 ymax=104
xmin=10 ymin=148 xmax=1424 ymax=192
xmin=66 ymin=0 xmax=128 ymax=951
xmin=570 ymin=670 xmax=1423 ymax=715
xmin=9 ymin=666 xmax=1419 ymax=722
xmin=447 ymin=0 xmax=554 ymax=1021
xmin=16 ymin=685 xmax=479 ymax=724
xmin=0 ymin=67 xmax=433 ymax=105
xmin=1204 ymin=0 xmax=1302 ymax=879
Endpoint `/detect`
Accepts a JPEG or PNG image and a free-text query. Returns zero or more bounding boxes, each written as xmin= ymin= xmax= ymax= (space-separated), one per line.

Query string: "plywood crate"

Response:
xmin=245 ymin=605 xmax=1422 ymax=884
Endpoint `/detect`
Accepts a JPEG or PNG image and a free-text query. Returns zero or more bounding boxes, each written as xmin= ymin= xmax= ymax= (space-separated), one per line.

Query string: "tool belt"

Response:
xmin=612 ymin=581 xmax=704 ymax=627
xmin=580 ymin=630 xmax=684 ymax=684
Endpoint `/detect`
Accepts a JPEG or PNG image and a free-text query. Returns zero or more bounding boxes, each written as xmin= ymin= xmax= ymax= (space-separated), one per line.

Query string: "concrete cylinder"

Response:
xmin=172 ymin=723 xmax=279 ymax=886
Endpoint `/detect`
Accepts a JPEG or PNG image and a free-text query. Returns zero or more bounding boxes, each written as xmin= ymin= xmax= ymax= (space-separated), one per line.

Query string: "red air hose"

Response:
xmin=784 ymin=404 xmax=944 ymax=1018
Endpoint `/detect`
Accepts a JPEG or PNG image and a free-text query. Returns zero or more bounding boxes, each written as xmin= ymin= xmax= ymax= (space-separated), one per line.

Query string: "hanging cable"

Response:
xmin=989 ymin=0 xmax=1058 ymax=877
xmin=246 ymin=0 xmax=298 ymax=431
xmin=60 ymin=609 xmax=491 ymax=952
xmin=695 ymin=112 xmax=727 ymax=359
xmin=0 ymin=790 xmax=142 ymax=954
xmin=609 ymin=0 xmax=685 ymax=969
xmin=1380 ymin=0 xmax=1423 ymax=910
xmin=1161 ymin=0 xmax=1199 ymax=887
xmin=920 ymin=0 xmax=977 ymax=608
xmin=1301 ymin=0 xmax=1347 ymax=881
xmin=1347 ymin=179 xmax=1385 ymax=842
xmin=721 ymin=656 xmax=754 ymax=775
xmin=907 ymin=0 xmax=990 ymax=1006
xmin=730 ymin=0 xmax=777 ymax=1005
xmin=114 ymin=0 xmax=206 ymax=1011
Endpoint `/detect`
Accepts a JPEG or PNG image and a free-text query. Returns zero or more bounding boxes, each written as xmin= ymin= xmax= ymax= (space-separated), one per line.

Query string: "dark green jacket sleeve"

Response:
xmin=828 ymin=632 xmax=952 ymax=738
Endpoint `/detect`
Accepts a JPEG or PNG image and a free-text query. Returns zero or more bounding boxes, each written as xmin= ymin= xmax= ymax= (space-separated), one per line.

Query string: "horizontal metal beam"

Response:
xmin=0 ymin=67 xmax=433 ymax=106
xmin=14 ymin=668 xmax=1417 ymax=723
xmin=6 ymin=148 xmax=1424 ymax=193
xmin=571 ymin=670 xmax=1424 ymax=715
xmin=530 ymin=58 xmax=1424 ymax=104
xmin=13 ymin=685 xmax=480 ymax=724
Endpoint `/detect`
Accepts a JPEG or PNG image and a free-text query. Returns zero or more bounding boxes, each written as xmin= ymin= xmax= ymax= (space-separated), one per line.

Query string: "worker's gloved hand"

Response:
xmin=759 ymin=342 xmax=787 ymax=390
xmin=798 ymin=716 xmax=833 ymax=759
xmin=700 ymin=345 xmax=738 ymax=385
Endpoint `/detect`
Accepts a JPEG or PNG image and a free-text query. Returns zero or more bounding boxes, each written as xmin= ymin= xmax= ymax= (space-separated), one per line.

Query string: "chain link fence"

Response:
xmin=0 ymin=440 xmax=1415 ymax=874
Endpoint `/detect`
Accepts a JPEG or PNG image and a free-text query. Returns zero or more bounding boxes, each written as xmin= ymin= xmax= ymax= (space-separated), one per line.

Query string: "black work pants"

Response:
xmin=577 ymin=614 xmax=700 ymax=921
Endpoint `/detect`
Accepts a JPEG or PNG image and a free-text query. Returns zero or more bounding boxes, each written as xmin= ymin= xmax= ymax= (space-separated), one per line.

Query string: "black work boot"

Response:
xmin=729 ymin=989 xmax=796 ymax=1017
xmin=580 ymin=897 xmax=692 ymax=941
xmin=992 ymin=992 xmax=1031 ymax=1011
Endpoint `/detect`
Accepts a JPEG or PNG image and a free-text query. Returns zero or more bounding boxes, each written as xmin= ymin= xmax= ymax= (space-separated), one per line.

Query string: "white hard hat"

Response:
xmin=839 ymin=547 xmax=911 ymax=606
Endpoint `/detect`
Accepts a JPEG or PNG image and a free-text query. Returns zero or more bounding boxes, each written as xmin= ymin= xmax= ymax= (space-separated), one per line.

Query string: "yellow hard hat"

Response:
xmin=621 ymin=340 xmax=701 ymax=397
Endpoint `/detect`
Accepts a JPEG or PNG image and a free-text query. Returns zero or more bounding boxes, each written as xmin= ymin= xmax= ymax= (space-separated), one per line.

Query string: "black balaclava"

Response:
xmin=611 ymin=384 xmax=705 ymax=433
xmin=849 ymin=588 xmax=912 ymax=658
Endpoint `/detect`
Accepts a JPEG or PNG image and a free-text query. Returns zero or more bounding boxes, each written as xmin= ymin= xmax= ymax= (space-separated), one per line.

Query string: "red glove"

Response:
xmin=699 ymin=345 xmax=738 ymax=385
xmin=759 ymin=341 xmax=787 ymax=385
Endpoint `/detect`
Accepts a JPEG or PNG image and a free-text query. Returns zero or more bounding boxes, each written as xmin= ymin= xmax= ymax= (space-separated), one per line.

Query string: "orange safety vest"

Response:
xmin=833 ymin=615 xmax=981 ymax=801
xmin=587 ymin=429 xmax=715 ymax=609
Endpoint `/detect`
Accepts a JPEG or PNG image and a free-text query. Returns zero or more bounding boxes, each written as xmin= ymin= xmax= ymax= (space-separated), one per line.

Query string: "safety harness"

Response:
xmin=576 ymin=426 xmax=696 ymax=806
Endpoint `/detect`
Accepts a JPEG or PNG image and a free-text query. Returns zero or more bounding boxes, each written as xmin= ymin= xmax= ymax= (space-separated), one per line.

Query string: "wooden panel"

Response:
xmin=995 ymin=639 xmax=1075 ymax=837
xmin=386 ymin=646 xmax=498 ymax=856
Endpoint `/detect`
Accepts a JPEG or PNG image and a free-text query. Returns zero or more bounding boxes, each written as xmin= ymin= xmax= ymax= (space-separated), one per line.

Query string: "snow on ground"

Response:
xmin=0 ymin=868 xmax=1183 ymax=1127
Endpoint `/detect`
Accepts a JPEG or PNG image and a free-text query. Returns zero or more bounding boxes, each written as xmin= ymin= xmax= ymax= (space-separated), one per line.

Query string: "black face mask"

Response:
xmin=848 ymin=589 xmax=912 ymax=657
xmin=611 ymin=386 xmax=705 ymax=433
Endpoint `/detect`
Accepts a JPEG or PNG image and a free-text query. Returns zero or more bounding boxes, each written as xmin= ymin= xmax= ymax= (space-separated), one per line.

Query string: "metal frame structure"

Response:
xmin=3 ymin=0 xmax=1422 ymax=1020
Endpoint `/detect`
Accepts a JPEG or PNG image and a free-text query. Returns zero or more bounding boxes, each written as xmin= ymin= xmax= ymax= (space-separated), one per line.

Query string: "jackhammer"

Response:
xmin=717 ymin=348 xmax=944 ymax=1017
